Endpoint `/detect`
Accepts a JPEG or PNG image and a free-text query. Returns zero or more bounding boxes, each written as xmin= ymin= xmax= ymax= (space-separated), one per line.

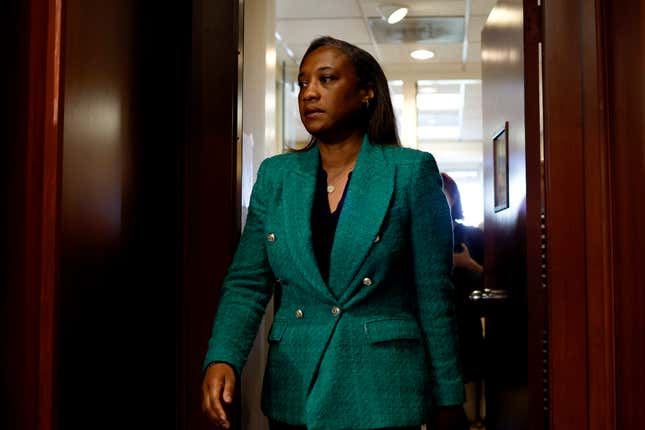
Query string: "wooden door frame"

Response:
xmin=9 ymin=0 xmax=620 ymax=429
xmin=543 ymin=1 xmax=616 ymax=429
xmin=8 ymin=0 xmax=243 ymax=429
xmin=3 ymin=1 xmax=63 ymax=429
xmin=180 ymin=0 xmax=244 ymax=428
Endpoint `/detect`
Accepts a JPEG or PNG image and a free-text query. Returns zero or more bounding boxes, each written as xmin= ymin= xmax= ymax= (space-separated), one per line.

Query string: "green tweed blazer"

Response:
xmin=203 ymin=135 xmax=464 ymax=430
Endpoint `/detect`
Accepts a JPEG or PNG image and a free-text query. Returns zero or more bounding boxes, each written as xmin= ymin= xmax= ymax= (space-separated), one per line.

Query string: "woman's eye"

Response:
xmin=297 ymin=81 xmax=308 ymax=89
xmin=320 ymin=76 xmax=333 ymax=83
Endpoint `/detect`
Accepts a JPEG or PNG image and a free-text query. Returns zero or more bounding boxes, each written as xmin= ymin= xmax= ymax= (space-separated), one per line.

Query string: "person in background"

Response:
xmin=200 ymin=36 xmax=468 ymax=430
xmin=441 ymin=172 xmax=485 ymax=427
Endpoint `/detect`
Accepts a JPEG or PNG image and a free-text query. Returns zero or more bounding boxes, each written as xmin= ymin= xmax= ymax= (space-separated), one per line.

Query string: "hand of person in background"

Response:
xmin=202 ymin=362 xmax=236 ymax=429
xmin=453 ymin=243 xmax=483 ymax=274
xmin=430 ymin=405 xmax=470 ymax=430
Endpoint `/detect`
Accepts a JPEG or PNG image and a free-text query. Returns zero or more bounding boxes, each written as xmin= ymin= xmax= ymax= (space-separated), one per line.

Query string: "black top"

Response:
xmin=453 ymin=222 xmax=484 ymax=263
xmin=311 ymin=167 xmax=352 ymax=285
xmin=451 ymin=221 xmax=485 ymax=382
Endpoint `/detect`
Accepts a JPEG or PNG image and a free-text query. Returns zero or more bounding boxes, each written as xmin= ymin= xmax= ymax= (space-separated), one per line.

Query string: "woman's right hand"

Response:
xmin=453 ymin=243 xmax=483 ymax=273
xmin=202 ymin=362 xmax=236 ymax=428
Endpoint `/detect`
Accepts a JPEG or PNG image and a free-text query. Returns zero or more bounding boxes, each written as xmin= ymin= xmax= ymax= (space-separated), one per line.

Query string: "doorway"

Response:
xmin=5 ymin=1 xmax=641 ymax=429
xmin=238 ymin=1 xmax=540 ymax=429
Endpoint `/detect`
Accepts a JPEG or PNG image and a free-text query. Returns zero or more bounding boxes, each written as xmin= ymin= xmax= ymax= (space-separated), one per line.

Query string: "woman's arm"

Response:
xmin=408 ymin=153 xmax=465 ymax=407
xmin=201 ymin=159 xmax=276 ymax=428
xmin=202 ymin=158 xmax=276 ymax=375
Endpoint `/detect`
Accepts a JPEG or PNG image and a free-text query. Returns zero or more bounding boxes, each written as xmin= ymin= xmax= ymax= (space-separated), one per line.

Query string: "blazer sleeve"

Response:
xmin=409 ymin=152 xmax=465 ymax=406
xmin=202 ymin=159 xmax=275 ymax=376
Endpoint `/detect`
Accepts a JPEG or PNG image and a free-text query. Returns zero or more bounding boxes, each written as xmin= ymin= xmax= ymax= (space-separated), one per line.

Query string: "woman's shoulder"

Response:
xmin=380 ymin=146 xmax=440 ymax=183
xmin=258 ymin=150 xmax=306 ymax=174
xmin=375 ymin=146 xmax=442 ymax=191
xmin=380 ymin=145 xmax=438 ymax=167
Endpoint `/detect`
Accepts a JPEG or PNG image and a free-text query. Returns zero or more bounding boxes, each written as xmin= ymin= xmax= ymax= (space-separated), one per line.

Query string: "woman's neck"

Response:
xmin=317 ymin=132 xmax=363 ymax=171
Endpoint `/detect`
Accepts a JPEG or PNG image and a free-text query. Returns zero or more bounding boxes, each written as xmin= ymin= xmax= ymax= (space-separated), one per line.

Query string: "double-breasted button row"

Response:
xmin=294 ymin=307 xmax=341 ymax=318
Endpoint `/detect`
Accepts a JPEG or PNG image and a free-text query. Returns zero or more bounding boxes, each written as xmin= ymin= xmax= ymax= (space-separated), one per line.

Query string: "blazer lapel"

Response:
xmin=329 ymin=136 xmax=395 ymax=302
xmin=282 ymin=147 xmax=336 ymax=302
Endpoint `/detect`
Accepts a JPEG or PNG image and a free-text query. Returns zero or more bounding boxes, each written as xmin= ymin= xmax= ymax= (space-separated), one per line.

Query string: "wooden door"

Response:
xmin=480 ymin=1 xmax=543 ymax=429
xmin=56 ymin=1 xmax=243 ymax=429
xmin=2 ymin=0 xmax=242 ymax=429
xmin=604 ymin=1 xmax=645 ymax=426
xmin=542 ymin=0 xmax=645 ymax=429
xmin=56 ymin=1 xmax=190 ymax=428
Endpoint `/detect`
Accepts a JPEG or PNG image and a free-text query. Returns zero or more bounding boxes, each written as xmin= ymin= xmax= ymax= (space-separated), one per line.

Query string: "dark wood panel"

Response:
xmin=5 ymin=1 xmax=242 ymax=429
xmin=1 ymin=2 xmax=31 ymax=429
xmin=522 ymin=3 xmax=546 ymax=430
xmin=57 ymin=1 xmax=189 ymax=428
xmin=605 ymin=1 xmax=645 ymax=428
xmin=58 ymin=1 xmax=136 ymax=427
xmin=542 ymin=1 xmax=589 ymax=429
xmin=130 ymin=4 xmax=192 ymax=429
xmin=580 ymin=1 xmax=616 ymax=429
xmin=181 ymin=1 xmax=243 ymax=429
xmin=1 ymin=1 xmax=62 ymax=430
xmin=482 ymin=0 xmax=527 ymax=302
xmin=481 ymin=0 xmax=543 ymax=427
xmin=543 ymin=0 xmax=645 ymax=428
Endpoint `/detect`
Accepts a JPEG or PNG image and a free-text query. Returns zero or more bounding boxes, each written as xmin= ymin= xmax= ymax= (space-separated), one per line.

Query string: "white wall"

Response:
xmin=240 ymin=0 xmax=277 ymax=429
xmin=243 ymin=0 xmax=278 ymax=180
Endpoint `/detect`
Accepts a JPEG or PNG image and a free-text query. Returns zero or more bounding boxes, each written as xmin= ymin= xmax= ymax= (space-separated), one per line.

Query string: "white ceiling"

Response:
xmin=274 ymin=0 xmax=498 ymax=146
xmin=276 ymin=0 xmax=497 ymax=68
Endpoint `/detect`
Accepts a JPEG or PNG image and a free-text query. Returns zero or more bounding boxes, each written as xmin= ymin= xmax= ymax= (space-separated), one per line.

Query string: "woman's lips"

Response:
xmin=303 ymin=107 xmax=324 ymax=117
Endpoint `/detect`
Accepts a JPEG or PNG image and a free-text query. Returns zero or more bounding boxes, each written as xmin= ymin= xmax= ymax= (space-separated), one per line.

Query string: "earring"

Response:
xmin=362 ymin=99 xmax=370 ymax=110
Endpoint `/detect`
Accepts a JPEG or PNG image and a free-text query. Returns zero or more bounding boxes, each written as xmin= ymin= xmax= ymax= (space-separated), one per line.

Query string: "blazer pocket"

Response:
xmin=363 ymin=317 xmax=422 ymax=344
xmin=267 ymin=320 xmax=288 ymax=343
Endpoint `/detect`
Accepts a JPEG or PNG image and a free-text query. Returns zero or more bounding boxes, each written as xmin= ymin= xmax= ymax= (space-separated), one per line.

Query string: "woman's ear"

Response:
xmin=361 ymin=85 xmax=375 ymax=103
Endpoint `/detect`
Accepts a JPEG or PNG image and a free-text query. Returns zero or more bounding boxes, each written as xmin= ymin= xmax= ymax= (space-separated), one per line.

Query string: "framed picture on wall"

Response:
xmin=493 ymin=121 xmax=510 ymax=212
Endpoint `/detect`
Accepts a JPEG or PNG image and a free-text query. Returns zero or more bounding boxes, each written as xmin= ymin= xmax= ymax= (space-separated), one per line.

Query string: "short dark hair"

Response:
xmin=299 ymin=36 xmax=400 ymax=148
xmin=440 ymin=172 xmax=464 ymax=221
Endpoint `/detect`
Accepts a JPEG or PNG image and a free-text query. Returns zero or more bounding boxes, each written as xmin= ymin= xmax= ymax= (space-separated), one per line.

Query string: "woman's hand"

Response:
xmin=430 ymin=405 xmax=470 ymax=430
xmin=202 ymin=362 xmax=236 ymax=429
xmin=453 ymin=243 xmax=483 ymax=273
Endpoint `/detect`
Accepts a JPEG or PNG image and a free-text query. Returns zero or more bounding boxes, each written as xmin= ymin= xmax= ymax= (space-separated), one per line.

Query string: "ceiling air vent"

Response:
xmin=368 ymin=16 xmax=465 ymax=44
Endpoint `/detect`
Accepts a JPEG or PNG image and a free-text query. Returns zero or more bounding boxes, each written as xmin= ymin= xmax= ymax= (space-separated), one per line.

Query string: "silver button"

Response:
xmin=331 ymin=306 xmax=340 ymax=316
xmin=374 ymin=234 xmax=381 ymax=243
xmin=295 ymin=309 xmax=304 ymax=319
xmin=267 ymin=233 xmax=276 ymax=242
xmin=362 ymin=277 xmax=373 ymax=287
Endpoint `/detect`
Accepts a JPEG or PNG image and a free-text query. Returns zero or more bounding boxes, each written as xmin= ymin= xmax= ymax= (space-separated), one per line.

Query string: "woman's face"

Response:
xmin=297 ymin=46 xmax=373 ymax=140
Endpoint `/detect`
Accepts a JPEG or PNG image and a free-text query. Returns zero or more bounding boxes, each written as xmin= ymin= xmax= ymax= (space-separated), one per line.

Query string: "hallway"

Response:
xmin=2 ymin=1 xmax=644 ymax=429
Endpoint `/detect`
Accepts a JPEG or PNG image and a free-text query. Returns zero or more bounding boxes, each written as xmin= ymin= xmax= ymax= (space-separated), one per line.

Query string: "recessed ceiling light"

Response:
xmin=410 ymin=49 xmax=435 ymax=60
xmin=378 ymin=5 xmax=409 ymax=24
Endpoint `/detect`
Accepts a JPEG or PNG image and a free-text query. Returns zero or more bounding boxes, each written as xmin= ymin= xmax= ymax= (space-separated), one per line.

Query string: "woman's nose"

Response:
xmin=301 ymin=81 xmax=320 ymax=101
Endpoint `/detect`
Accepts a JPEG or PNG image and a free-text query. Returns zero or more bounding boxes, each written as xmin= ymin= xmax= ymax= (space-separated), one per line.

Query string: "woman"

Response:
xmin=440 ymin=174 xmax=484 ymax=275
xmin=201 ymin=36 xmax=467 ymax=430
xmin=441 ymin=172 xmax=485 ymax=425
